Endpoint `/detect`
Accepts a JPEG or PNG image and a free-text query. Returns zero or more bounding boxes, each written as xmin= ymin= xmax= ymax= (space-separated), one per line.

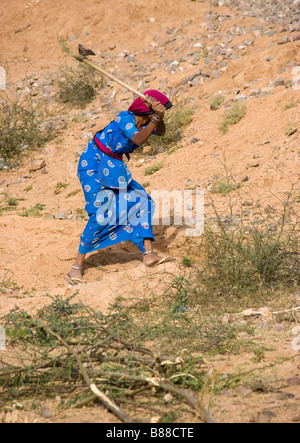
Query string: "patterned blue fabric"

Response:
xmin=96 ymin=111 xmax=140 ymax=154
xmin=77 ymin=112 xmax=155 ymax=255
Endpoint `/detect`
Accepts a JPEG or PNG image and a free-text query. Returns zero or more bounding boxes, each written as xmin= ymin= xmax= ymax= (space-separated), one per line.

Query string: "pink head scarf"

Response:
xmin=128 ymin=89 xmax=172 ymax=115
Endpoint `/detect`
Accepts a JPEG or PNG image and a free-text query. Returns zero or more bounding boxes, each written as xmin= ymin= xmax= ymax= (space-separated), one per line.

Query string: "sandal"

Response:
xmin=143 ymin=251 xmax=176 ymax=268
xmin=64 ymin=264 xmax=86 ymax=286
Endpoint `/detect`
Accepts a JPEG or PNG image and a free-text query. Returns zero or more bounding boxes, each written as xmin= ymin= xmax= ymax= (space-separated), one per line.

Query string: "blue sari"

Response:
xmin=77 ymin=111 xmax=155 ymax=255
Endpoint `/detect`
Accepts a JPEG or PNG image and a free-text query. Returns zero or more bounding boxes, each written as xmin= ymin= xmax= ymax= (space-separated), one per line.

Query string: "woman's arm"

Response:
xmin=131 ymin=120 xmax=158 ymax=147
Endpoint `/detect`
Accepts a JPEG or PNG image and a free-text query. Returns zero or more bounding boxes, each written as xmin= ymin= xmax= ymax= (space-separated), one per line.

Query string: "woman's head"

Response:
xmin=128 ymin=90 xmax=172 ymax=116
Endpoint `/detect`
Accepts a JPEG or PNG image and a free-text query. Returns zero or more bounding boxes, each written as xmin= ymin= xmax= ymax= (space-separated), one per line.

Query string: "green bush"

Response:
xmin=0 ymin=93 xmax=56 ymax=169
xmin=219 ymin=103 xmax=246 ymax=134
xmin=145 ymin=162 xmax=163 ymax=176
xmin=146 ymin=99 xmax=193 ymax=154
xmin=57 ymin=64 xmax=101 ymax=108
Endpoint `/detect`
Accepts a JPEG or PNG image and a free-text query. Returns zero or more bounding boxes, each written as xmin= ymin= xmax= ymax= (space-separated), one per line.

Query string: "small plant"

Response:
xmin=66 ymin=189 xmax=81 ymax=198
xmin=282 ymin=100 xmax=298 ymax=111
xmin=252 ymin=346 xmax=266 ymax=363
xmin=146 ymin=99 xmax=193 ymax=154
xmin=219 ymin=103 xmax=246 ymax=134
xmin=209 ymin=180 xmax=241 ymax=195
xmin=0 ymin=90 xmax=56 ymax=169
xmin=209 ymin=95 xmax=225 ymax=111
xmin=145 ymin=162 xmax=163 ymax=176
xmin=19 ymin=203 xmax=46 ymax=218
xmin=181 ymin=256 xmax=195 ymax=267
xmin=142 ymin=182 xmax=150 ymax=188
xmin=55 ymin=182 xmax=69 ymax=195
xmin=166 ymin=145 xmax=182 ymax=156
xmin=57 ymin=64 xmax=101 ymax=109
xmin=0 ymin=193 xmax=24 ymax=215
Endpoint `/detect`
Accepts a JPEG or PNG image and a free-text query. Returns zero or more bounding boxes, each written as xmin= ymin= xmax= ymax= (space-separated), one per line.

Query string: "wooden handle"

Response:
xmin=78 ymin=57 xmax=147 ymax=101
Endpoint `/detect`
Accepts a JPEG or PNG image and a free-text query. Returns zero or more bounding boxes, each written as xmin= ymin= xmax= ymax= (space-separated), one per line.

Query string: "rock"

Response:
xmin=163 ymin=393 xmax=173 ymax=403
xmin=291 ymin=326 xmax=300 ymax=336
xmin=29 ymin=159 xmax=46 ymax=172
xmin=235 ymin=385 xmax=252 ymax=398
xmin=287 ymin=377 xmax=300 ymax=387
xmin=286 ymin=127 xmax=297 ymax=137
xmin=253 ymin=410 xmax=276 ymax=423
xmin=44 ymin=214 xmax=54 ymax=220
xmin=0 ymin=179 xmax=9 ymax=190
xmin=68 ymin=34 xmax=78 ymax=41
xmin=285 ymin=80 xmax=293 ymax=89
xmin=41 ymin=167 xmax=48 ymax=175
xmin=236 ymin=94 xmax=247 ymax=103
xmin=55 ymin=211 xmax=65 ymax=220
xmin=277 ymin=36 xmax=289 ymax=45
xmin=276 ymin=392 xmax=295 ymax=400
xmin=241 ymin=176 xmax=249 ymax=183
xmin=40 ymin=407 xmax=53 ymax=418
xmin=80 ymin=132 xmax=93 ymax=141
xmin=190 ymin=137 xmax=200 ymax=144
xmin=271 ymin=79 xmax=285 ymax=87
xmin=247 ymin=161 xmax=260 ymax=168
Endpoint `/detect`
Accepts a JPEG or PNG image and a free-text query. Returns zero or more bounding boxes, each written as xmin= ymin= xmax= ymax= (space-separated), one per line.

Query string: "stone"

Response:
xmin=247 ymin=161 xmax=260 ymax=168
xmin=163 ymin=393 xmax=173 ymax=403
xmin=80 ymin=132 xmax=93 ymax=141
xmin=235 ymin=385 xmax=252 ymax=398
xmin=55 ymin=211 xmax=65 ymax=220
xmin=291 ymin=326 xmax=300 ymax=336
xmin=276 ymin=392 xmax=295 ymax=400
xmin=241 ymin=176 xmax=249 ymax=183
xmin=40 ymin=407 xmax=53 ymax=418
xmin=287 ymin=377 xmax=300 ymax=387
xmin=277 ymin=36 xmax=289 ymax=45
xmin=0 ymin=179 xmax=8 ymax=189
xmin=68 ymin=34 xmax=78 ymax=41
xmin=29 ymin=159 xmax=46 ymax=172
xmin=253 ymin=410 xmax=276 ymax=423
xmin=271 ymin=79 xmax=285 ymax=87
xmin=236 ymin=94 xmax=247 ymax=103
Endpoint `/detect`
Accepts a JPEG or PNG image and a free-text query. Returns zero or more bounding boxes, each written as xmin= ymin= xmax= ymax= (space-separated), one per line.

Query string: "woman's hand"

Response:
xmin=144 ymin=94 xmax=165 ymax=119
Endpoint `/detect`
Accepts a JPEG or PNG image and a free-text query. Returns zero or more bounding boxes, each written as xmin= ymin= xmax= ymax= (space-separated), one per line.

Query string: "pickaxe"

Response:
xmin=75 ymin=44 xmax=147 ymax=101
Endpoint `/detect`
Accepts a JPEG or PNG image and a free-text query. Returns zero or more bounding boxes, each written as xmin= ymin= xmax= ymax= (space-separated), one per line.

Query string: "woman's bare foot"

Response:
xmin=143 ymin=252 xmax=166 ymax=268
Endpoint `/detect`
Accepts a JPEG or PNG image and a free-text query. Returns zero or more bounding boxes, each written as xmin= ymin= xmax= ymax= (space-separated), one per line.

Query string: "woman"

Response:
xmin=64 ymin=89 xmax=173 ymax=285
